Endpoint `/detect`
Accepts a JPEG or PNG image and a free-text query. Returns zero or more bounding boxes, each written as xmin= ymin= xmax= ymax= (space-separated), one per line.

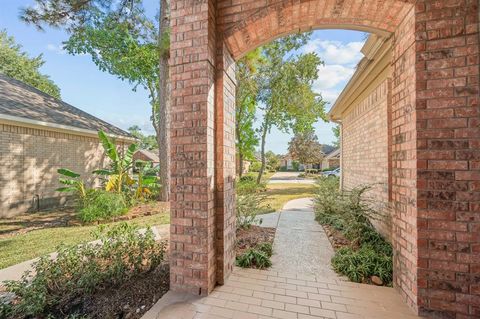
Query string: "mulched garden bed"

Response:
xmin=235 ymin=225 xmax=276 ymax=257
xmin=4 ymin=263 xmax=170 ymax=319
xmin=321 ymin=224 xmax=350 ymax=250
xmin=0 ymin=202 xmax=169 ymax=238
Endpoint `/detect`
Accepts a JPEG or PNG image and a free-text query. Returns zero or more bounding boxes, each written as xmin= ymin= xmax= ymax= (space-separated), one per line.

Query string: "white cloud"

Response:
xmin=314 ymin=64 xmax=355 ymax=91
xmin=304 ymin=40 xmax=364 ymax=65
xmin=46 ymin=43 xmax=66 ymax=55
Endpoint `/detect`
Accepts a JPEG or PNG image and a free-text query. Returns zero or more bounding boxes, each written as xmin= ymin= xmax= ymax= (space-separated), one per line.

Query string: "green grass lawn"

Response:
xmin=261 ymin=183 xmax=317 ymax=214
xmin=0 ymin=213 xmax=170 ymax=269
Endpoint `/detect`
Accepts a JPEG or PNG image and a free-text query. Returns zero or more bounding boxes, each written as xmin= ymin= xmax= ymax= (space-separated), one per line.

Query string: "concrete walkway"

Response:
xmin=269 ymin=172 xmax=316 ymax=184
xmin=144 ymin=198 xmax=420 ymax=319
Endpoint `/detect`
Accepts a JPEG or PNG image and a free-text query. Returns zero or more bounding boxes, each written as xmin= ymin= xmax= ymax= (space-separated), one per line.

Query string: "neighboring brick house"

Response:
xmin=0 ymin=74 xmax=134 ymax=217
xmin=321 ymin=148 xmax=340 ymax=170
xmin=329 ymin=34 xmax=393 ymax=238
xmin=133 ymin=149 xmax=160 ymax=166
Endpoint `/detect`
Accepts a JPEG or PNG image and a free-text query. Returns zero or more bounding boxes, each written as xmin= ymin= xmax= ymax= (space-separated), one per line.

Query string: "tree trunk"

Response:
xmin=257 ymin=122 xmax=268 ymax=184
xmin=158 ymin=0 xmax=170 ymax=202
xmin=238 ymin=152 xmax=244 ymax=177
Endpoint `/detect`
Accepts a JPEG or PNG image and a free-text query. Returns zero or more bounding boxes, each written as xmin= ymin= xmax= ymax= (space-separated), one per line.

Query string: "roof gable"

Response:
xmin=0 ymin=74 xmax=132 ymax=138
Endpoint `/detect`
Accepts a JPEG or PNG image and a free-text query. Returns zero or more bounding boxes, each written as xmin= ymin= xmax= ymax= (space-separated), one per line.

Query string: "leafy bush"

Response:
xmin=78 ymin=190 xmax=128 ymax=223
xmin=314 ymin=177 xmax=393 ymax=285
xmin=236 ymin=192 xmax=266 ymax=229
xmin=249 ymin=161 xmax=262 ymax=172
xmin=239 ymin=175 xmax=255 ymax=183
xmin=236 ymin=245 xmax=272 ymax=269
xmin=332 ymin=244 xmax=393 ymax=285
xmin=56 ymin=168 xmax=87 ymax=206
xmin=236 ymin=179 xmax=266 ymax=195
xmin=4 ymin=223 xmax=167 ymax=318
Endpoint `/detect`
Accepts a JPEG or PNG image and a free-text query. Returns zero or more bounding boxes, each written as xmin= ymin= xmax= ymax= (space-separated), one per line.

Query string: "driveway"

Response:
xmin=269 ymin=171 xmax=316 ymax=184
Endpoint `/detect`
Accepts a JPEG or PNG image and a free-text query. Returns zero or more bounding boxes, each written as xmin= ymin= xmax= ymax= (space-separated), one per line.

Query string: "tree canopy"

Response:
xmin=0 ymin=30 xmax=61 ymax=98
xmin=288 ymin=129 xmax=324 ymax=165
xmin=255 ymin=33 xmax=327 ymax=182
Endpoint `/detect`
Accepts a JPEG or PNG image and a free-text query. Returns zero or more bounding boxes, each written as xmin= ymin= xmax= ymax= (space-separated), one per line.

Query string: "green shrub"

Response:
xmin=249 ymin=161 xmax=262 ymax=172
xmin=314 ymin=177 xmax=393 ymax=286
xmin=236 ymin=248 xmax=272 ymax=269
xmin=236 ymin=179 xmax=266 ymax=196
xmin=331 ymin=244 xmax=393 ymax=285
xmin=257 ymin=242 xmax=273 ymax=257
xmin=78 ymin=190 xmax=128 ymax=223
xmin=236 ymin=192 xmax=266 ymax=229
xmin=239 ymin=175 xmax=255 ymax=183
xmin=4 ymin=223 xmax=167 ymax=318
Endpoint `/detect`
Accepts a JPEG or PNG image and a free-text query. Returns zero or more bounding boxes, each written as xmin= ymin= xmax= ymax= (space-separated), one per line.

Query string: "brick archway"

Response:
xmin=169 ymin=1 xmax=479 ymax=318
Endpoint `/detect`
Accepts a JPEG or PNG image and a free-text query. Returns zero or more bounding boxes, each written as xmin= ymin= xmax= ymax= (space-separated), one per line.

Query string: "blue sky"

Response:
xmin=0 ymin=0 xmax=366 ymax=154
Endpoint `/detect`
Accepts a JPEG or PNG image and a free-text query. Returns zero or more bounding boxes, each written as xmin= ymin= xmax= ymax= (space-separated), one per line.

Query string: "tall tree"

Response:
xmin=256 ymin=34 xmax=327 ymax=183
xmin=21 ymin=0 xmax=172 ymax=201
xmin=0 ymin=30 xmax=61 ymax=98
xmin=235 ymin=48 xmax=262 ymax=177
xmin=128 ymin=125 xmax=157 ymax=150
xmin=288 ymin=129 xmax=324 ymax=166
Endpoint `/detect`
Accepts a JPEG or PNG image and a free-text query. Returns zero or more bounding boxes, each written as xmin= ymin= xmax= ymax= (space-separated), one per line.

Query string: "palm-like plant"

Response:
xmin=56 ymin=168 xmax=87 ymax=204
xmin=134 ymin=160 xmax=161 ymax=200
xmin=93 ymin=130 xmax=138 ymax=194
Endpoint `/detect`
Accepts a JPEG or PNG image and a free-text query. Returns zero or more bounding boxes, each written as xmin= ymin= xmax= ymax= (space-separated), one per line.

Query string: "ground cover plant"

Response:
xmin=235 ymin=174 xmax=275 ymax=269
xmin=314 ymin=177 xmax=393 ymax=286
xmin=0 ymin=223 xmax=169 ymax=319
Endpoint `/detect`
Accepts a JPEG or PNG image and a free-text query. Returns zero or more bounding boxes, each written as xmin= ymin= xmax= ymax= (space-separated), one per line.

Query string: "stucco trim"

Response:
xmin=0 ymin=113 xmax=136 ymax=142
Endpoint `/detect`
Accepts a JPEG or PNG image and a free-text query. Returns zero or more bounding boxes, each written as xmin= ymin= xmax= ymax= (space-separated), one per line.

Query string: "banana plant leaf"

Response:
xmin=57 ymin=168 xmax=80 ymax=178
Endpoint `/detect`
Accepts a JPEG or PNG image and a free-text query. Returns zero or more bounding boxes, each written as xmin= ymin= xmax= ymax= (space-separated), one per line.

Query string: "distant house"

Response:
xmin=0 ymin=74 xmax=135 ymax=217
xmin=134 ymin=149 xmax=160 ymax=165
xmin=321 ymin=148 xmax=340 ymax=170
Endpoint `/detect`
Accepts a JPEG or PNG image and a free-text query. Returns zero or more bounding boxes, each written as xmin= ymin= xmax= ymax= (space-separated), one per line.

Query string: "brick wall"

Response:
xmin=0 ymin=124 xmax=127 ymax=217
xmin=390 ymin=6 xmax=419 ymax=311
xmin=342 ymin=79 xmax=392 ymax=239
xmin=170 ymin=1 xmax=480 ymax=317
xmin=415 ymin=1 xmax=480 ymax=317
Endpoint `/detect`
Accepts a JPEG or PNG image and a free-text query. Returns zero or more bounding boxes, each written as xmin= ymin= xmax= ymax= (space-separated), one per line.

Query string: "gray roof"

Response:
xmin=0 ymin=73 xmax=131 ymax=137
xmin=322 ymin=145 xmax=336 ymax=155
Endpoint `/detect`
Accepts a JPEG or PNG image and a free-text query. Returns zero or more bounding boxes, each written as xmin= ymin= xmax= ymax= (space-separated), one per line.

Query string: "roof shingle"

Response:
xmin=0 ymin=73 xmax=131 ymax=138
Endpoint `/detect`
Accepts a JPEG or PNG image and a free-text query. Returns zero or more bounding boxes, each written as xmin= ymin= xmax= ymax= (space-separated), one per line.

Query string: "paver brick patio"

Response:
xmin=144 ymin=267 xmax=420 ymax=319
xmin=144 ymin=198 xmax=420 ymax=319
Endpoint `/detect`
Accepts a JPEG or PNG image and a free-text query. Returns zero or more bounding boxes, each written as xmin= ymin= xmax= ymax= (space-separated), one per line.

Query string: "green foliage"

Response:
xmin=78 ymin=190 xmax=128 ymax=223
xmin=314 ymin=177 xmax=393 ymax=285
xmin=265 ymin=151 xmax=280 ymax=171
xmin=0 ymin=30 xmax=60 ymax=98
xmin=134 ymin=160 xmax=161 ymax=201
xmin=94 ymin=130 xmax=138 ymax=194
xmin=292 ymin=161 xmax=300 ymax=171
xmin=56 ymin=168 xmax=87 ymax=205
xmin=236 ymin=192 xmax=266 ymax=230
xmin=236 ymin=178 xmax=266 ymax=195
xmin=3 ymin=223 xmax=167 ymax=318
xmin=236 ymin=247 xmax=272 ymax=269
xmin=239 ymin=175 xmax=255 ymax=183
xmin=128 ymin=125 xmax=158 ymax=150
xmin=332 ymin=125 xmax=340 ymax=148
xmin=236 ymin=48 xmax=263 ymax=164
xmin=332 ymin=245 xmax=393 ymax=286
xmin=249 ymin=161 xmax=262 ymax=172
xmin=288 ymin=129 xmax=324 ymax=165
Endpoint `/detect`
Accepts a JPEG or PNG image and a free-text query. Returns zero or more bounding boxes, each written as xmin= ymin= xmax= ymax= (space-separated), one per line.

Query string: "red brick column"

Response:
xmin=169 ymin=0 xmax=218 ymax=295
xmin=215 ymin=41 xmax=237 ymax=285
xmin=415 ymin=1 xmax=480 ymax=317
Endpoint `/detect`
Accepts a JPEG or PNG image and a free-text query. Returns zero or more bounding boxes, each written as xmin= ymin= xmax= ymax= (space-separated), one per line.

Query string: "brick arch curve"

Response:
xmin=220 ymin=0 xmax=415 ymax=59
xmin=170 ymin=1 xmax=480 ymax=317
